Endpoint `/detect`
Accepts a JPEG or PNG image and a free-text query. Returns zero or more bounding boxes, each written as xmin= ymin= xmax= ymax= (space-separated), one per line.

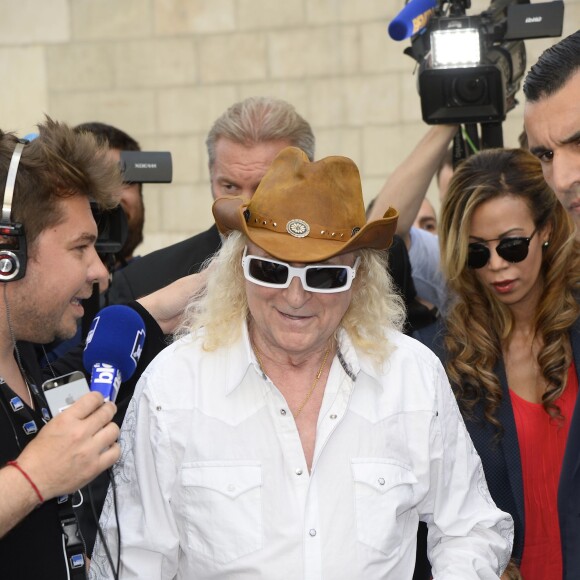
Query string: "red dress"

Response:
xmin=509 ymin=363 xmax=578 ymax=580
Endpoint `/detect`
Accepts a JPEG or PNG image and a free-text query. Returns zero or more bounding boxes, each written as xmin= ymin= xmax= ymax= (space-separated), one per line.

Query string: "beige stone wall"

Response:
xmin=0 ymin=0 xmax=577 ymax=255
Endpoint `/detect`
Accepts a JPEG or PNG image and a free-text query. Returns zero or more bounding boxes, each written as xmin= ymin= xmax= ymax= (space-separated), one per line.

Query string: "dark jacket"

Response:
xmin=415 ymin=317 xmax=580 ymax=579
xmin=107 ymin=224 xmax=222 ymax=303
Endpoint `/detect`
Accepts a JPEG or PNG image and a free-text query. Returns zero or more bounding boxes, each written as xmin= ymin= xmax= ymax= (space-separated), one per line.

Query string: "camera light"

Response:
xmin=431 ymin=28 xmax=481 ymax=68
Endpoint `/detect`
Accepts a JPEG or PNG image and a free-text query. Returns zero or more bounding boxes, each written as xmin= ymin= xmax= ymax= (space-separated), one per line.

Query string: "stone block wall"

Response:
xmin=0 ymin=0 xmax=577 ymax=254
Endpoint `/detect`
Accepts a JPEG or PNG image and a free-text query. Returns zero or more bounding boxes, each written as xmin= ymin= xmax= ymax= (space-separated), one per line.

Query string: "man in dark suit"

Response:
xmin=107 ymin=96 xmax=315 ymax=304
xmin=523 ymin=31 xmax=580 ymax=580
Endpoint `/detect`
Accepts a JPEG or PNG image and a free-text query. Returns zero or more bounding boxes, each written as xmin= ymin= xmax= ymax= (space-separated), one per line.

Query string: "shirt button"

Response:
xmin=329 ymin=414 xmax=337 ymax=419
xmin=296 ymin=468 xmax=303 ymax=476
xmin=280 ymin=409 xmax=287 ymax=415
xmin=227 ymin=484 xmax=236 ymax=492
xmin=309 ymin=529 xmax=317 ymax=537
xmin=378 ymin=477 xmax=385 ymax=486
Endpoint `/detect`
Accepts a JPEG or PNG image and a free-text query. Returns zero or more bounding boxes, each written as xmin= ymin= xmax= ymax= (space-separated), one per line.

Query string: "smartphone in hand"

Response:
xmin=42 ymin=371 xmax=90 ymax=417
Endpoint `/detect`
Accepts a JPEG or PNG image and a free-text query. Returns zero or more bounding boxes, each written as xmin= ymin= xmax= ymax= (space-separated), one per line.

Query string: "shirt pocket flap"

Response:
xmin=351 ymin=458 xmax=418 ymax=494
xmin=181 ymin=462 xmax=262 ymax=499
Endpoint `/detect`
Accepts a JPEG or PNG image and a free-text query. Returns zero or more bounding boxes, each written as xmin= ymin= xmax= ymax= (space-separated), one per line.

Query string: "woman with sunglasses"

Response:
xmin=418 ymin=147 xmax=580 ymax=580
xmin=90 ymin=146 xmax=512 ymax=579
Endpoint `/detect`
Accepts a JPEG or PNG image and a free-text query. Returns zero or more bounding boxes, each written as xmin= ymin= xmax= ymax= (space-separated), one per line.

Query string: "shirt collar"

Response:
xmin=223 ymin=322 xmax=263 ymax=397
xmin=334 ymin=327 xmax=384 ymax=388
xmin=223 ymin=322 xmax=383 ymax=396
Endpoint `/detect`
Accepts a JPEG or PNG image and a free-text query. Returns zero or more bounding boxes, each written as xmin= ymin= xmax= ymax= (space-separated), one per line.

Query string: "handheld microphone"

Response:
xmin=388 ymin=0 xmax=437 ymax=41
xmin=83 ymin=305 xmax=146 ymax=402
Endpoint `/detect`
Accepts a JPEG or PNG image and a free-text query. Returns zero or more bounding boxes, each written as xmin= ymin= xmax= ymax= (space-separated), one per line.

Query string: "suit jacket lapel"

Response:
xmin=495 ymin=359 xmax=526 ymax=533
xmin=561 ymin=317 xmax=580 ymax=486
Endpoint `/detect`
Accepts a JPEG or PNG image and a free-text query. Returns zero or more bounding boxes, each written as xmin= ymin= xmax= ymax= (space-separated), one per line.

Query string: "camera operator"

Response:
xmin=74 ymin=122 xmax=145 ymax=270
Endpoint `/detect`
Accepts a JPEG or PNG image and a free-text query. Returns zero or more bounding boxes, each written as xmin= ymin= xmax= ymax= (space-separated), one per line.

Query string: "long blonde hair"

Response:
xmin=439 ymin=148 xmax=580 ymax=430
xmin=175 ymin=232 xmax=405 ymax=367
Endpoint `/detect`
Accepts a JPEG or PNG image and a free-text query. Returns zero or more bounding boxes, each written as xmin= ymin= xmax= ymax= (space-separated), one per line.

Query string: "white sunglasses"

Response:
xmin=242 ymin=247 xmax=360 ymax=293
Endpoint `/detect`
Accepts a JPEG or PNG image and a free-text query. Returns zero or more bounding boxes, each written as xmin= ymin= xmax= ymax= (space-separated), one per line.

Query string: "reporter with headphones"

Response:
xmin=0 ymin=118 xmax=123 ymax=578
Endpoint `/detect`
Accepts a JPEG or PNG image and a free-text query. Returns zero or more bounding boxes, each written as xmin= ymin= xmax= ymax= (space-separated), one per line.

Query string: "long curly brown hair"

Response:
xmin=439 ymin=148 xmax=580 ymax=431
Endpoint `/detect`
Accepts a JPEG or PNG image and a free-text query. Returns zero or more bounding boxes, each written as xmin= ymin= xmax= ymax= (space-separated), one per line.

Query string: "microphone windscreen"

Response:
xmin=83 ymin=305 xmax=146 ymax=381
xmin=388 ymin=0 xmax=437 ymax=41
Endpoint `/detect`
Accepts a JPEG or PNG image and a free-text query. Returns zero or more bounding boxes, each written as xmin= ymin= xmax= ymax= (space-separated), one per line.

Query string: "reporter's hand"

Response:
xmin=16 ymin=391 xmax=120 ymax=500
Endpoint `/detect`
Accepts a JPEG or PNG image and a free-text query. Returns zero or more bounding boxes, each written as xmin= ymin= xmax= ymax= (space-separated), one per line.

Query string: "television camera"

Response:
xmin=92 ymin=150 xmax=172 ymax=257
xmin=390 ymin=0 xmax=564 ymax=147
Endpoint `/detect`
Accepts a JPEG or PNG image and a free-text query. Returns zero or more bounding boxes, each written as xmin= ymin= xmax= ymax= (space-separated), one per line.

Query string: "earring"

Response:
xmin=543 ymin=241 xmax=549 ymax=248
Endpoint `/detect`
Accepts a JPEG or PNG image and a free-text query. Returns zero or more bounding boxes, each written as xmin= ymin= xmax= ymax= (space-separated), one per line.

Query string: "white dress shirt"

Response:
xmin=90 ymin=324 xmax=513 ymax=580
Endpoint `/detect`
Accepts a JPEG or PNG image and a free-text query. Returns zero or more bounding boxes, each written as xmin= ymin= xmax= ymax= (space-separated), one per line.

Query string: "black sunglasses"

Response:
xmin=467 ymin=229 xmax=538 ymax=269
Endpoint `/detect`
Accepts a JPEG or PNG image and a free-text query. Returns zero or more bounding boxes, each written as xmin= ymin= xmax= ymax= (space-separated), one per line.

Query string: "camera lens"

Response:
xmin=451 ymin=74 xmax=488 ymax=105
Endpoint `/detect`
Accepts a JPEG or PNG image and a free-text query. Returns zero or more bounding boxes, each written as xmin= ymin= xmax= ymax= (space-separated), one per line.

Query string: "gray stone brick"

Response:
xmin=71 ymin=0 xmax=151 ymax=40
xmin=49 ymin=90 xmax=157 ymax=136
xmin=47 ymin=44 xmax=115 ymax=92
xmin=0 ymin=0 xmax=69 ymax=45
xmin=199 ymin=34 xmax=267 ymax=83
xmin=114 ymin=39 xmax=196 ymax=88
xmin=154 ymin=0 xmax=236 ymax=35
xmin=157 ymin=86 xmax=238 ymax=134
xmin=0 ymin=47 xmax=48 ymax=134
xmin=238 ymin=0 xmax=305 ymax=29
xmin=268 ymin=28 xmax=342 ymax=79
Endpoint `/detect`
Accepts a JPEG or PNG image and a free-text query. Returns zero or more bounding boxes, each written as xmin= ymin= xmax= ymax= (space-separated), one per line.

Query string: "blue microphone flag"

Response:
xmin=83 ymin=305 xmax=146 ymax=401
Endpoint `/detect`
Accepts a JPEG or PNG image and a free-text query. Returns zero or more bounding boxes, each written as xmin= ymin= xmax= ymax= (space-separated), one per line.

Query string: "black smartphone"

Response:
xmin=41 ymin=371 xmax=90 ymax=417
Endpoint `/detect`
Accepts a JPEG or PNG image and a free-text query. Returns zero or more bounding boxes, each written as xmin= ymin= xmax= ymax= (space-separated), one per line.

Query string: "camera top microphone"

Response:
xmin=388 ymin=0 xmax=437 ymax=41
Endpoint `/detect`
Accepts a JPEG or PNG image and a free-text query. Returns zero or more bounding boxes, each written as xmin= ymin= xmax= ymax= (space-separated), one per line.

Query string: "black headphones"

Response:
xmin=0 ymin=139 xmax=28 ymax=281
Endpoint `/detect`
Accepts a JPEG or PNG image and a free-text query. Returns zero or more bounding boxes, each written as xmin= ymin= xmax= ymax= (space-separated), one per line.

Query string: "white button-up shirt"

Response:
xmin=90 ymin=325 xmax=513 ymax=580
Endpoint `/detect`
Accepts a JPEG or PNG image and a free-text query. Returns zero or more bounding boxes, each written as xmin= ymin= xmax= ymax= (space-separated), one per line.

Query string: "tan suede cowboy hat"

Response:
xmin=212 ymin=146 xmax=398 ymax=263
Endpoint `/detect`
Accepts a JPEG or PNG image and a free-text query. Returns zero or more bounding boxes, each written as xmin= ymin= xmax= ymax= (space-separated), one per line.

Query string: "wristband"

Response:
xmin=7 ymin=460 xmax=44 ymax=504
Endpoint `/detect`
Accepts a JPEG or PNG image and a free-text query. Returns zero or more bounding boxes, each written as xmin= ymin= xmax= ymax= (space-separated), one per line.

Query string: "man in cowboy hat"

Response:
xmin=91 ymin=147 xmax=513 ymax=579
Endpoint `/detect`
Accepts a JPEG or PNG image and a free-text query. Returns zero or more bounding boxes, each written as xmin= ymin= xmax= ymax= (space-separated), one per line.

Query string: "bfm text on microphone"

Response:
xmin=83 ymin=305 xmax=146 ymax=402
xmin=388 ymin=0 xmax=437 ymax=41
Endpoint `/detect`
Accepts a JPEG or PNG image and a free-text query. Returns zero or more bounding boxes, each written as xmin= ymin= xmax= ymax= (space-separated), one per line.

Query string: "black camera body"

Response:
xmin=93 ymin=151 xmax=172 ymax=256
xmin=409 ymin=0 xmax=564 ymax=125
xmin=418 ymin=16 xmax=527 ymax=124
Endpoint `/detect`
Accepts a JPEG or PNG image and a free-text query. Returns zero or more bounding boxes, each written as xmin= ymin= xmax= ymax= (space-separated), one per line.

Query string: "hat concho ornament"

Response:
xmin=286 ymin=219 xmax=310 ymax=238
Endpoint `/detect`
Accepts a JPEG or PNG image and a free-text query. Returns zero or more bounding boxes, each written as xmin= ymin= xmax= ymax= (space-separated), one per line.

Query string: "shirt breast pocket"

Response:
xmin=180 ymin=461 xmax=262 ymax=565
xmin=351 ymin=458 xmax=418 ymax=557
